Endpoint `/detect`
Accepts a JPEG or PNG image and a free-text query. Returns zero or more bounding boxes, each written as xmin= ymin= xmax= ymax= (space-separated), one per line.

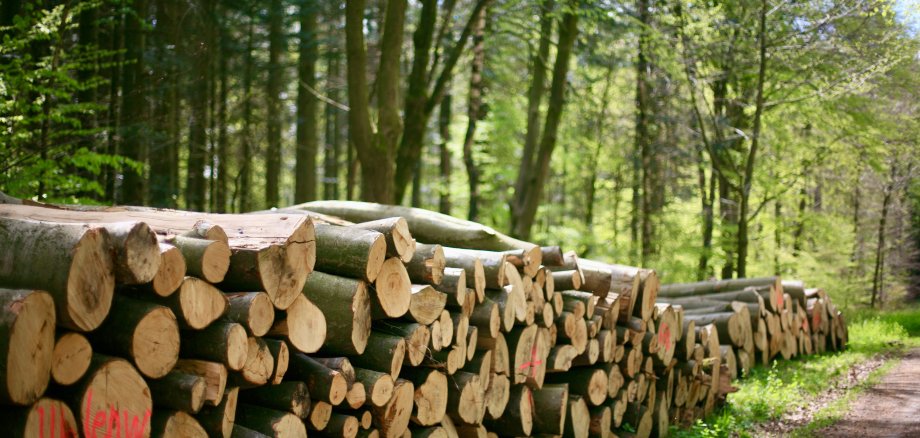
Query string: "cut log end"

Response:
xmin=374 ymin=258 xmax=412 ymax=318
xmin=67 ymin=227 xmax=116 ymax=331
xmin=152 ymin=243 xmax=186 ymax=297
xmin=1 ymin=289 xmax=56 ymax=405
xmin=132 ymin=306 xmax=181 ymax=378
xmin=52 ymin=331 xmax=93 ymax=386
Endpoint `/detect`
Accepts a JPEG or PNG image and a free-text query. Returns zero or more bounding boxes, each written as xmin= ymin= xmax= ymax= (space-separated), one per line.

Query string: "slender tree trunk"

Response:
xmin=852 ymin=162 xmax=863 ymax=274
xmin=397 ymin=0 xmax=437 ymax=204
xmin=438 ymin=92 xmax=452 ymax=214
xmin=461 ymin=4 xmax=486 ymax=221
xmin=345 ymin=0 xmax=406 ymax=203
xmin=774 ymin=199 xmax=782 ymax=275
xmin=511 ymin=0 xmax=554 ymax=221
xmin=238 ymin=10 xmax=255 ymax=212
xmin=265 ymin=0 xmax=285 ymax=208
xmin=635 ymin=0 xmax=654 ymax=266
xmin=393 ymin=0 xmax=491 ymax=203
xmin=735 ymin=0 xmax=769 ymax=277
xmin=104 ymin=4 xmax=125 ymax=202
xmin=719 ymin=173 xmax=736 ymax=279
xmin=323 ymin=9 xmax=343 ymax=200
xmin=792 ymin=185 xmax=806 ymax=257
xmin=150 ymin=0 xmax=177 ymax=207
xmin=872 ymin=166 xmax=897 ymax=307
xmin=215 ymin=13 xmax=229 ymax=213
xmin=295 ymin=2 xmax=319 ymax=203
xmin=121 ymin=0 xmax=147 ymax=205
xmin=509 ymin=6 xmax=579 ymax=240
xmin=76 ymin=5 xmax=98 ymax=199
xmin=411 ymin=160 xmax=422 ymax=207
xmin=207 ymin=0 xmax=217 ymax=212
xmin=186 ymin=0 xmax=210 ymax=211
xmin=584 ymin=66 xmax=615 ymax=256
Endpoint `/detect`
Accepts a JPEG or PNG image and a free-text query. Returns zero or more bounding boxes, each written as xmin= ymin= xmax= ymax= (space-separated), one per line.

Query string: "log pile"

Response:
xmin=0 ymin=198 xmax=848 ymax=438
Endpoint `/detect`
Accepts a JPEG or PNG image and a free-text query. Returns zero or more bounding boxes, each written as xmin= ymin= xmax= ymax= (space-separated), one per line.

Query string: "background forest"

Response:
xmin=1 ymin=0 xmax=918 ymax=309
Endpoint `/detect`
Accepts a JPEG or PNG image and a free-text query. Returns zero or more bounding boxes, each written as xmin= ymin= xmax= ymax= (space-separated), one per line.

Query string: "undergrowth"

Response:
xmin=670 ymin=307 xmax=920 ymax=437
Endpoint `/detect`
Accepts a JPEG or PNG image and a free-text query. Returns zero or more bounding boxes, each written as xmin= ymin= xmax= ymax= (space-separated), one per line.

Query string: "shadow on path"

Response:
xmin=819 ymin=349 xmax=920 ymax=437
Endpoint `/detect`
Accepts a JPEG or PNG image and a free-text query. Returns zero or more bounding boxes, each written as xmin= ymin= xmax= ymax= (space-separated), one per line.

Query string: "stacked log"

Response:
xmin=0 ymin=198 xmax=848 ymax=438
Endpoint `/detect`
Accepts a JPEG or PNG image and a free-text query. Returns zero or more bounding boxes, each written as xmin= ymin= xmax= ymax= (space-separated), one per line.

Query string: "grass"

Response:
xmin=670 ymin=307 xmax=920 ymax=438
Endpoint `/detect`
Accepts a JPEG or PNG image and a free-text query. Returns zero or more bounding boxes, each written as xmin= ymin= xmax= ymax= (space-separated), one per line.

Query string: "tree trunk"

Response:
xmin=238 ymin=11 xmax=256 ymax=212
xmin=462 ymin=4 xmax=486 ymax=221
xmin=509 ymin=6 xmax=579 ymax=240
xmin=512 ymin=0 xmax=555 ymax=216
xmin=439 ymin=92 xmax=452 ymax=214
xmin=186 ymin=0 xmax=210 ymax=212
xmin=736 ymin=0 xmax=769 ymax=278
xmin=296 ymin=2 xmax=319 ymax=203
xmin=150 ymin=0 xmax=178 ymax=207
xmin=215 ymin=13 xmax=229 ymax=213
xmin=265 ymin=0 xmax=285 ymax=208
xmin=324 ymin=11 xmax=343 ymax=200
xmin=121 ymin=0 xmax=147 ymax=205
xmin=872 ymin=166 xmax=896 ymax=307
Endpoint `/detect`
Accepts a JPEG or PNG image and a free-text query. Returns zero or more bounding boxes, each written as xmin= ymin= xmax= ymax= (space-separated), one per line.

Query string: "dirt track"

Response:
xmin=819 ymin=349 xmax=920 ymax=437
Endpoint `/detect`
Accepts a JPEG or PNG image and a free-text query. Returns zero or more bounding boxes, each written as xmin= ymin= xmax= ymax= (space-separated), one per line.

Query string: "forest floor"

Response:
xmin=816 ymin=348 xmax=920 ymax=437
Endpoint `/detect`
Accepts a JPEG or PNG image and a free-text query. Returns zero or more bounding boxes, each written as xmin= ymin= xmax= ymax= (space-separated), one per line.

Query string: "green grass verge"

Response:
xmin=670 ymin=308 xmax=920 ymax=438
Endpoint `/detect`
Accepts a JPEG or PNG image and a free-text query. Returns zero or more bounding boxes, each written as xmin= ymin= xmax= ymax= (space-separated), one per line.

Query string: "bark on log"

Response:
xmin=484 ymin=384 xmax=531 ymax=435
xmin=303 ymin=271 xmax=371 ymax=355
xmin=355 ymin=367 xmax=395 ymax=408
xmin=141 ymin=276 xmax=227 ymax=330
xmin=0 ymin=289 xmax=56 ymax=405
xmin=374 ymin=321 xmax=430 ymax=367
xmin=352 ymin=217 xmax=416 ymax=263
xmin=148 ymin=370 xmax=207 ymax=413
xmin=172 ymin=360 xmax=228 ymax=407
xmin=180 ymin=322 xmax=249 ymax=371
xmin=315 ymin=224 xmax=387 ymax=282
xmin=89 ymin=295 xmax=180 ymax=378
xmin=406 ymin=243 xmax=446 ymax=286
xmin=235 ymin=403 xmax=307 ymax=438
xmin=0 ymin=218 xmax=114 ymax=331
xmin=223 ymin=292 xmax=275 ymax=337
xmin=168 ymin=235 xmax=231 ymax=284
xmin=350 ymin=332 xmax=406 ymax=379
xmin=240 ymin=381 xmax=311 ymax=419
xmin=530 ymin=384 xmax=568 ymax=435
xmin=437 ymin=268 xmax=467 ymax=309
xmin=196 ymin=387 xmax=239 ymax=438
xmin=287 ymin=353 xmax=349 ymax=406
xmin=297 ymin=201 xmax=539 ymax=254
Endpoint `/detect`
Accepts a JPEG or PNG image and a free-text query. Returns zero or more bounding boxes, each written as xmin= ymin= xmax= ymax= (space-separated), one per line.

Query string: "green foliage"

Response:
xmin=671 ymin=308 xmax=920 ymax=437
xmin=0 ymin=0 xmax=132 ymax=202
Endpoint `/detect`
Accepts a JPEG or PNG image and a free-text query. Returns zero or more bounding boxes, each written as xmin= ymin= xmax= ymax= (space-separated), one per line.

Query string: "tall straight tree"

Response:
xmin=295 ymin=1 xmax=319 ymax=203
xmin=392 ymin=0 xmax=491 ymax=203
xmin=323 ymin=2 xmax=343 ymax=200
xmin=461 ymin=3 xmax=486 ymax=222
xmin=120 ymin=0 xmax=147 ymax=205
xmin=186 ymin=0 xmax=211 ymax=211
xmin=509 ymin=3 xmax=579 ymax=240
xmin=265 ymin=0 xmax=285 ymax=208
xmin=238 ymin=7 xmax=256 ymax=212
xmin=149 ymin=0 xmax=180 ymax=207
xmin=344 ymin=0 xmax=407 ymax=202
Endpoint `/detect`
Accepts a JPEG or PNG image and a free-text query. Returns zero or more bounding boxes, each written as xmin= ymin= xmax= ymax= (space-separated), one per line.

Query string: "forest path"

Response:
xmin=818 ymin=348 xmax=920 ymax=437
